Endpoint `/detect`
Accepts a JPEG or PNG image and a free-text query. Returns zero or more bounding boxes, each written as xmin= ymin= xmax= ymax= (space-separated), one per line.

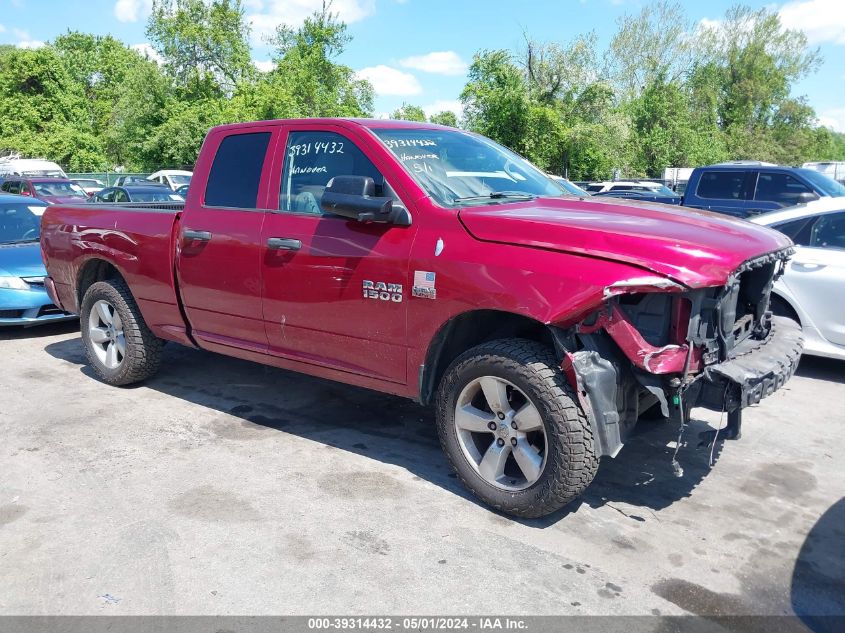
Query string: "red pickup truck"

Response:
xmin=41 ymin=119 xmax=803 ymax=517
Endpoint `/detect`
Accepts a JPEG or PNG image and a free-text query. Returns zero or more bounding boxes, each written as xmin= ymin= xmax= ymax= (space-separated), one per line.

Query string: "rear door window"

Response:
xmin=696 ymin=171 xmax=747 ymax=200
xmin=205 ymin=131 xmax=272 ymax=209
xmin=753 ymin=173 xmax=814 ymax=204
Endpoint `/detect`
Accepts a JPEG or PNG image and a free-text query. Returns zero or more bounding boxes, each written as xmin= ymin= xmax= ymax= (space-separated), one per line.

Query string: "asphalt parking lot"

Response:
xmin=1 ymin=322 xmax=843 ymax=618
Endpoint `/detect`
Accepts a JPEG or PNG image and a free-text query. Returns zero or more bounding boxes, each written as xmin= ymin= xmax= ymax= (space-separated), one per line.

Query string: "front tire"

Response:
xmin=435 ymin=339 xmax=598 ymax=518
xmin=80 ymin=279 xmax=163 ymax=386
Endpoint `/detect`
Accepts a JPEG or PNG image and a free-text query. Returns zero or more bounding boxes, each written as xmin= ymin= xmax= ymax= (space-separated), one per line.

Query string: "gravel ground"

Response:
xmin=1 ymin=321 xmax=843 ymax=619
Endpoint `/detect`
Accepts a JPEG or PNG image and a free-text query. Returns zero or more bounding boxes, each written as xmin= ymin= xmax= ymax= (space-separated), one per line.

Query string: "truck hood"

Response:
xmin=0 ymin=241 xmax=46 ymax=278
xmin=458 ymin=197 xmax=793 ymax=287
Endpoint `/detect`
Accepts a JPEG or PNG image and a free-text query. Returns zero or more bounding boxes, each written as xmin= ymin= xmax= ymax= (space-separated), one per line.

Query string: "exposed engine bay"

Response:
xmin=554 ymin=247 xmax=804 ymax=459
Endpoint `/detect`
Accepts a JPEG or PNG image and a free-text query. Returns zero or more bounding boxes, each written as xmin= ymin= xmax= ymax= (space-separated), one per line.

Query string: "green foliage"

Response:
xmin=626 ymin=76 xmax=727 ymax=175
xmin=460 ymin=2 xmax=841 ymax=179
xmin=391 ymin=103 xmax=427 ymax=122
xmin=0 ymin=1 xmax=373 ymax=171
xmin=147 ymin=0 xmax=253 ymax=93
xmin=267 ymin=3 xmax=373 ymax=118
xmin=0 ymin=0 xmax=841 ymax=177
xmin=0 ymin=46 xmax=110 ymax=169
xmin=429 ymin=111 xmax=458 ymax=127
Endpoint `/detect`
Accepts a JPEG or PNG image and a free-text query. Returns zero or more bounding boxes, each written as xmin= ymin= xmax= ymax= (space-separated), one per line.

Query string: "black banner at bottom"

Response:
xmin=0 ymin=616 xmax=842 ymax=633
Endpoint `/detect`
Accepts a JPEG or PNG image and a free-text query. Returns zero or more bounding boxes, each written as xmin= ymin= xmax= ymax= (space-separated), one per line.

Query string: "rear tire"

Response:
xmin=435 ymin=339 xmax=598 ymax=518
xmin=80 ymin=279 xmax=163 ymax=386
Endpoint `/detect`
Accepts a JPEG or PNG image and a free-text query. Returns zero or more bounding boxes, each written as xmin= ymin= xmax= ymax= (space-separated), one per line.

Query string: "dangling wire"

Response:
xmin=671 ymin=389 xmax=685 ymax=478
xmin=709 ymin=383 xmax=731 ymax=468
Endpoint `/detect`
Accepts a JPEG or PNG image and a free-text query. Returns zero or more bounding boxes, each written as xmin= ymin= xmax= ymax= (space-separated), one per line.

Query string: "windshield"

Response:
xmin=133 ymin=191 xmax=184 ymax=202
xmin=169 ymin=174 xmax=192 ymax=185
xmin=33 ymin=181 xmax=86 ymax=197
xmin=372 ymin=128 xmax=565 ymax=206
xmin=797 ymin=169 xmax=845 ymax=197
xmin=553 ymin=178 xmax=589 ymax=196
xmin=651 ymin=184 xmax=679 ymax=196
xmin=0 ymin=202 xmax=43 ymax=244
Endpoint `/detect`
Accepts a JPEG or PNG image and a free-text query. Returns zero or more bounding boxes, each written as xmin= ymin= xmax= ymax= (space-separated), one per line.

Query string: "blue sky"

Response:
xmin=1 ymin=0 xmax=843 ymax=130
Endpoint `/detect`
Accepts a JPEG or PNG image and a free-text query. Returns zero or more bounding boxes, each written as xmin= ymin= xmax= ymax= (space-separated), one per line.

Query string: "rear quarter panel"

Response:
xmin=41 ymin=204 xmax=189 ymax=343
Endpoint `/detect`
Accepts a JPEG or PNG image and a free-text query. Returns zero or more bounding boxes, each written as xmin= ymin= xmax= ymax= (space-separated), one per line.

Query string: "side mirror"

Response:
xmin=320 ymin=175 xmax=410 ymax=226
xmin=796 ymin=191 xmax=819 ymax=204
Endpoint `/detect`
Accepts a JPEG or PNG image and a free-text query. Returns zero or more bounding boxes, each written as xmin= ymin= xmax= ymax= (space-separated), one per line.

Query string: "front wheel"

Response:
xmin=80 ymin=279 xmax=163 ymax=386
xmin=435 ymin=339 xmax=598 ymax=518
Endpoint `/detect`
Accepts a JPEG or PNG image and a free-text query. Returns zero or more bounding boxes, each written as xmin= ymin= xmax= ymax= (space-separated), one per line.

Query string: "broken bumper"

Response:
xmin=694 ymin=316 xmax=804 ymax=412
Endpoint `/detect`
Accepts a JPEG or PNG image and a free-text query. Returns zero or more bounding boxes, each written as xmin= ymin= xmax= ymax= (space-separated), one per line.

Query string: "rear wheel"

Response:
xmin=435 ymin=339 xmax=598 ymax=518
xmin=80 ymin=279 xmax=163 ymax=386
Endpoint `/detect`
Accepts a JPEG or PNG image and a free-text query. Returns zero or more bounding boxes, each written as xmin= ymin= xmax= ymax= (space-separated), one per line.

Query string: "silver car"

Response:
xmin=752 ymin=197 xmax=845 ymax=360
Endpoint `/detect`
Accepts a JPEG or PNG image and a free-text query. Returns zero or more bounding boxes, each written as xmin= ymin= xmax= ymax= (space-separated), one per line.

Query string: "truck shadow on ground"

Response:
xmin=43 ymin=335 xmax=835 ymax=526
xmin=791 ymin=497 xmax=845 ymax=632
xmin=795 ymin=355 xmax=845 ymax=385
xmin=0 ymin=319 xmax=79 ymax=341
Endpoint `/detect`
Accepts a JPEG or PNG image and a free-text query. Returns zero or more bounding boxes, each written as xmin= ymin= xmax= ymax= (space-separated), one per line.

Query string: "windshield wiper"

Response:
xmin=453 ymin=191 xmax=537 ymax=203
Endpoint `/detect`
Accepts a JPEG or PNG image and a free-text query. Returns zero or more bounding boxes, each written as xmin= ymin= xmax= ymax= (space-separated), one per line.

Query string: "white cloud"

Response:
xmin=131 ymin=43 xmax=163 ymax=64
xmin=779 ymin=0 xmax=845 ymax=45
xmin=11 ymin=28 xmax=44 ymax=49
xmin=248 ymin=0 xmax=375 ymax=44
xmin=114 ymin=0 xmax=152 ymax=23
xmin=0 ymin=24 xmax=6 ymax=33
xmin=355 ymin=65 xmax=422 ymax=96
xmin=422 ymin=99 xmax=463 ymax=119
xmin=818 ymin=108 xmax=845 ymax=132
xmin=399 ymin=51 xmax=467 ymax=76
xmin=17 ymin=39 xmax=45 ymax=49
xmin=697 ymin=17 xmax=723 ymax=31
xmin=253 ymin=59 xmax=275 ymax=72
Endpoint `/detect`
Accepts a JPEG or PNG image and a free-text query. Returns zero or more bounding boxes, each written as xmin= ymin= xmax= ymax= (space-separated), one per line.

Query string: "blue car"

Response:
xmin=0 ymin=194 xmax=77 ymax=326
xmin=682 ymin=162 xmax=845 ymax=218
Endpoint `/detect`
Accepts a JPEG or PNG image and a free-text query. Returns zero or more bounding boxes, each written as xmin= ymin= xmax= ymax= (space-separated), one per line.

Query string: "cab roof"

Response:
xmin=209 ymin=118 xmax=455 ymax=134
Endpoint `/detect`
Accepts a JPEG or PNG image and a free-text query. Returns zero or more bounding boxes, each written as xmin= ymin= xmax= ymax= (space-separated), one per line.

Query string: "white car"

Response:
xmin=0 ymin=157 xmax=67 ymax=179
xmin=585 ymin=180 xmax=674 ymax=194
xmin=147 ymin=169 xmax=192 ymax=191
xmin=71 ymin=178 xmax=105 ymax=196
xmin=751 ymin=197 xmax=845 ymax=360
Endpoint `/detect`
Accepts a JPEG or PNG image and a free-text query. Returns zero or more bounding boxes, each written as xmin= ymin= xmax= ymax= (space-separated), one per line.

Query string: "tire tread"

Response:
xmin=435 ymin=338 xmax=598 ymax=518
xmin=81 ymin=279 xmax=163 ymax=386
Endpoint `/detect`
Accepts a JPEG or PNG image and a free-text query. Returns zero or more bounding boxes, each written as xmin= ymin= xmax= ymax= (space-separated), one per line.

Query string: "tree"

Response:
xmin=391 ymin=103 xmax=426 ymax=122
xmin=627 ymin=75 xmax=726 ymax=175
xmin=461 ymin=50 xmax=532 ymax=154
xmin=147 ymin=0 xmax=253 ymax=93
xmin=695 ymin=6 xmax=820 ymax=135
xmin=267 ymin=1 xmax=373 ymax=118
xmin=605 ymin=1 xmax=695 ymax=99
xmin=429 ymin=111 xmax=458 ymax=127
xmin=0 ymin=46 xmax=109 ymax=170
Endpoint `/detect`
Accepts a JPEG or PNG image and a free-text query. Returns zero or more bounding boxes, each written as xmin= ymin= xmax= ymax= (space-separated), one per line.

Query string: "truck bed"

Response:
xmin=40 ymin=202 xmax=190 ymax=344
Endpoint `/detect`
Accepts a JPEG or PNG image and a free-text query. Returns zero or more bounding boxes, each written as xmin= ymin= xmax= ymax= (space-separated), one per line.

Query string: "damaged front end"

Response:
xmin=554 ymin=247 xmax=804 ymax=459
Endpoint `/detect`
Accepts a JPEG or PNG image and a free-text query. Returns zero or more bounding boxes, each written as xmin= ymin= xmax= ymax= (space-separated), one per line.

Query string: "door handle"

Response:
xmin=184 ymin=229 xmax=212 ymax=242
xmin=267 ymin=237 xmax=302 ymax=251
